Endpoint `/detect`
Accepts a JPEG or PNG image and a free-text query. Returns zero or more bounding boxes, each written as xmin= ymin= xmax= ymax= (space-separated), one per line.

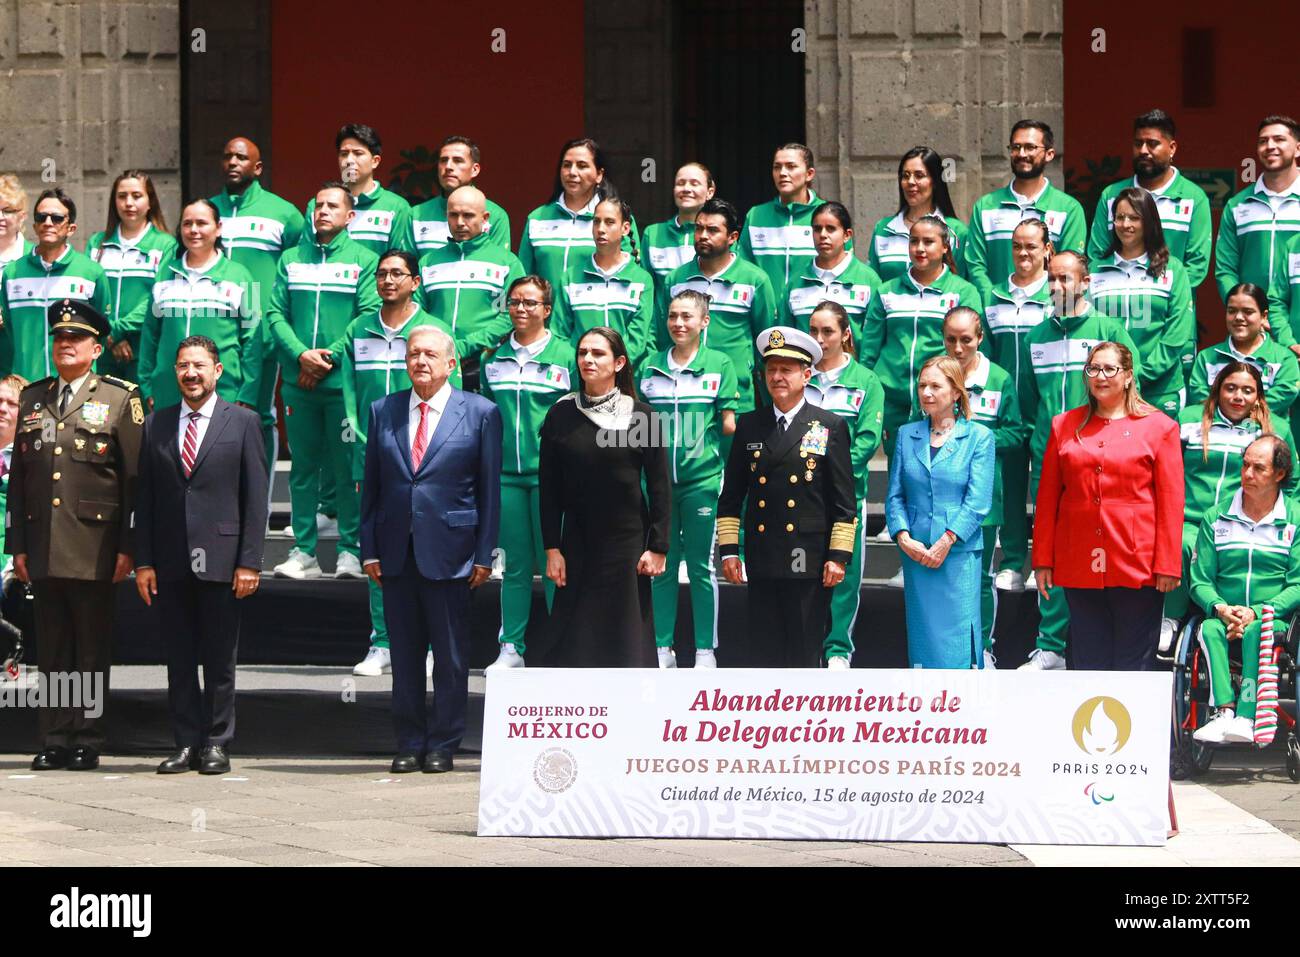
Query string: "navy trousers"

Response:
xmin=383 ymin=542 xmax=471 ymax=755
xmin=1064 ymin=585 xmax=1162 ymax=671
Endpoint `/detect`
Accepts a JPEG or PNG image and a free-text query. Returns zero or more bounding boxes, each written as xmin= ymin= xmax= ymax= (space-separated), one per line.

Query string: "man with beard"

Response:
xmin=1218 ymin=116 xmax=1300 ymax=305
xmin=135 ymin=336 xmax=268 ymax=775
xmin=965 ymin=120 xmax=1087 ymax=302
xmin=1086 ymin=110 xmax=1211 ymax=297
xmin=210 ymin=136 xmax=306 ymax=474
xmin=409 ymin=136 xmax=512 ymax=254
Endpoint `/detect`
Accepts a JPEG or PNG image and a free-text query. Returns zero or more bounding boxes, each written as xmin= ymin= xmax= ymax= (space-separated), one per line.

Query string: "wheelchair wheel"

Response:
xmin=1287 ymin=734 xmax=1300 ymax=784
xmin=1171 ymin=619 xmax=1215 ymax=779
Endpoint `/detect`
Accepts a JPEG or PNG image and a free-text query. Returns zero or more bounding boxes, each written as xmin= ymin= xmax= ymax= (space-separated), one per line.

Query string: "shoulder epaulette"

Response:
xmin=21 ymin=377 xmax=54 ymax=394
xmin=99 ymin=374 xmax=137 ymax=391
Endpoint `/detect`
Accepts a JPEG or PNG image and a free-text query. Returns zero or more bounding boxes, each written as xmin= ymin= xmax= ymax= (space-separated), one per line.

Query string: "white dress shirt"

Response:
xmin=773 ymin=397 xmax=806 ymax=431
xmin=178 ymin=391 xmax=219 ymax=458
xmin=408 ymin=380 xmax=453 ymax=458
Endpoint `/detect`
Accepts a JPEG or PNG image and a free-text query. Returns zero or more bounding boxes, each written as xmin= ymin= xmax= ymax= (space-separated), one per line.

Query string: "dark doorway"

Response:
xmin=181 ymin=0 xmax=273 ymax=200
xmin=673 ymin=0 xmax=806 ymax=217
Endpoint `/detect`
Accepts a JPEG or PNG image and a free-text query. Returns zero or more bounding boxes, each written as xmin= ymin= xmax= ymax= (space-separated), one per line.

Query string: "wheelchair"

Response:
xmin=1166 ymin=612 xmax=1300 ymax=781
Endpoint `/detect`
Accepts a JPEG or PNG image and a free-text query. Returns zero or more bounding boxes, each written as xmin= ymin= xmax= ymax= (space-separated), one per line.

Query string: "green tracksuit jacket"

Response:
xmin=305 ymin=183 xmax=413 ymax=257
xmin=779 ymin=255 xmax=883 ymax=343
xmin=1268 ymin=231 xmax=1300 ymax=343
xmin=964 ymin=354 xmax=1028 ymax=527
xmin=517 ymin=196 xmax=638 ymax=291
xmin=87 ymin=225 xmax=178 ymax=358
xmin=1215 ymin=179 xmax=1300 ymax=301
xmin=1179 ymin=407 xmax=1296 ymax=525
xmin=0 ymin=245 xmax=110 ymax=382
xmin=637 ymin=345 xmax=740 ymax=487
xmin=983 ymin=274 xmax=1051 ymax=398
xmin=866 ymin=212 xmax=969 ymax=284
xmin=656 ymin=254 xmax=777 ymax=410
xmin=736 ymin=188 xmax=831 ymax=301
xmin=965 ymin=180 xmax=1087 ymax=300
xmin=1087 ymin=254 xmax=1195 ymax=407
xmin=1191 ymin=491 xmax=1300 ymax=620
xmin=1086 ymin=170 xmax=1212 ymax=291
xmin=135 ymin=254 xmax=258 ymax=407
xmin=267 ymin=230 xmax=381 ymax=392
xmin=552 ymin=254 xmax=655 ymax=370
xmin=858 ymin=265 xmax=983 ymax=416
xmin=415 ymin=230 xmax=523 ymax=355
xmin=410 ymin=193 xmax=512 ymax=255
xmin=641 ymin=215 xmax=697 ymax=296
xmin=806 ymin=356 xmax=884 ymax=503
xmin=1187 ymin=336 xmax=1300 ymax=416
xmin=480 ymin=332 xmax=577 ymax=480
xmin=1017 ymin=304 xmax=1142 ymax=464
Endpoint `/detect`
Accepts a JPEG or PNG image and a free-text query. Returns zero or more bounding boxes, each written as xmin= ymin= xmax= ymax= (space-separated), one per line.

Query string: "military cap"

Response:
xmin=48 ymin=299 xmax=110 ymax=338
xmin=756 ymin=325 xmax=821 ymax=366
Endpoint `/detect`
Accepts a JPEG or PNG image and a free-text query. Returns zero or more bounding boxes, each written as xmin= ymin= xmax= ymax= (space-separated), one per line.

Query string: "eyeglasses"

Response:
xmin=375 ymin=269 xmax=412 ymax=280
xmin=1008 ymin=144 xmax=1045 ymax=156
xmin=507 ymin=298 xmax=545 ymax=310
xmin=34 ymin=211 xmax=68 ymax=224
xmin=1083 ymin=364 xmax=1122 ymax=379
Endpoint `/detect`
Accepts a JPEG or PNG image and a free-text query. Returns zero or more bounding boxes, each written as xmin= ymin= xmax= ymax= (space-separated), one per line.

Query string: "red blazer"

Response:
xmin=1032 ymin=405 xmax=1183 ymax=589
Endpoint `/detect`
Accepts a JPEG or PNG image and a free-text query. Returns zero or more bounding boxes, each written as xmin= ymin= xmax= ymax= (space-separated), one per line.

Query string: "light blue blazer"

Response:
xmin=885 ymin=417 xmax=995 ymax=551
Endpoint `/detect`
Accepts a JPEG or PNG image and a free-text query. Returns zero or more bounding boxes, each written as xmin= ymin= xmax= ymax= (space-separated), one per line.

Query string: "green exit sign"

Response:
xmin=1183 ymin=168 xmax=1236 ymax=209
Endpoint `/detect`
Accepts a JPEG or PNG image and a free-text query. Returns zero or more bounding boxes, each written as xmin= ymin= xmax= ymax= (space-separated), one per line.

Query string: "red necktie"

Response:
xmin=411 ymin=401 xmax=429 ymax=468
xmin=182 ymin=411 xmax=200 ymax=477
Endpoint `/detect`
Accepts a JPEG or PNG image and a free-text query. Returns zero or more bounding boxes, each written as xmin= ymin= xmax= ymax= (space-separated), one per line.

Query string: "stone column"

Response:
xmin=0 ymin=0 xmax=181 ymax=248
xmin=805 ymin=0 xmax=1064 ymax=227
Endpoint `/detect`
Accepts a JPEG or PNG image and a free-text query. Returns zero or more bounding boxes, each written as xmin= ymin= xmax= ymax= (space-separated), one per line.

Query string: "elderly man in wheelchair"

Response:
xmin=1182 ymin=434 xmax=1300 ymax=749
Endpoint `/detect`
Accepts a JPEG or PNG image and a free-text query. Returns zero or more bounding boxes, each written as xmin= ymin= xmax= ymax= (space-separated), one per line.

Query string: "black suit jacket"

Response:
xmin=135 ymin=397 xmax=269 ymax=582
xmin=717 ymin=400 xmax=856 ymax=579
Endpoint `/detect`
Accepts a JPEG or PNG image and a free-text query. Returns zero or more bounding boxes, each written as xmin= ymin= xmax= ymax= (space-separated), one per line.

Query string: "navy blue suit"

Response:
xmin=360 ymin=387 xmax=502 ymax=755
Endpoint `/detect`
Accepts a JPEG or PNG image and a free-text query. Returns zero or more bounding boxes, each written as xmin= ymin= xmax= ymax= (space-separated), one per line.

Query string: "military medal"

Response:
xmin=33 ymin=440 xmax=41 ymax=451
xmin=82 ymin=401 xmax=109 ymax=427
xmin=799 ymin=420 xmax=829 ymax=457
xmin=805 ymin=470 xmax=813 ymax=481
xmin=93 ymin=439 xmax=108 ymax=455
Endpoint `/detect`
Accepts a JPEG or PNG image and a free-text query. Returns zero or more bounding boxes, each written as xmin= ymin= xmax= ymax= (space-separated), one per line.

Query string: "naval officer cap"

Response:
xmin=756 ymin=326 xmax=821 ymax=366
xmin=48 ymin=299 xmax=110 ymax=338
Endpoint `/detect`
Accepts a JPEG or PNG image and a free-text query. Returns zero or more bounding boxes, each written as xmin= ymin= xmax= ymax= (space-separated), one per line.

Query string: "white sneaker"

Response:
xmin=334 ymin=552 xmax=364 ymax=579
xmin=694 ymin=649 xmax=717 ymax=669
xmin=1158 ymin=617 xmax=1179 ymax=654
xmin=827 ymin=655 xmax=850 ymax=671
xmin=657 ymin=647 xmax=677 ymax=669
xmin=1018 ymin=648 xmax=1066 ymax=670
xmin=273 ymin=547 xmax=321 ymax=580
xmin=1193 ymin=708 xmax=1235 ymax=744
xmin=885 ymin=569 xmax=905 ymax=588
xmin=1024 ymin=570 xmax=1037 ymax=591
xmin=425 ymin=650 xmax=434 ymax=677
xmin=993 ymin=569 xmax=1025 ymax=592
xmin=316 ymin=512 xmax=339 ymax=537
xmin=1224 ymin=715 xmax=1256 ymax=744
xmin=490 ymin=550 xmax=504 ymax=581
xmin=352 ymin=645 xmax=391 ymax=676
xmin=678 ymin=561 xmax=690 ymax=585
xmin=983 ymin=650 xmax=997 ymax=670
xmin=487 ymin=643 xmax=525 ymax=670
xmin=874 ymin=525 xmax=893 ymax=543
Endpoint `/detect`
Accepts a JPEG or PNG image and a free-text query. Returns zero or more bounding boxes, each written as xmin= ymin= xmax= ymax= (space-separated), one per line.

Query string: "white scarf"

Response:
xmin=571 ymin=388 xmax=634 ymax=431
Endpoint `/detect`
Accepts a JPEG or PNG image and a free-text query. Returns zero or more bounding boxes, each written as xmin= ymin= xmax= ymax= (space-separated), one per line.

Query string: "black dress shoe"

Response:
xmin=422 ymin=750 xmax=453 ymax=773
xmin=158 ymin=747 xmax=201 ymax=774
xmin=198 ymin=745 xmax=230 ymax=775
xmin=67 ymin=746 xmax=99 ymax=771
xmin=390 ymin=753 xmax=422 ymax=773
xmin=31 ymin=747 xmax=70 ymax=771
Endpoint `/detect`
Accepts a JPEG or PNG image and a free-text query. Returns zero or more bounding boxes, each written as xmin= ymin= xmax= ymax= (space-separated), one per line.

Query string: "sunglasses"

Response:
xmin=34 ymin=212 xmax=69 ymax=225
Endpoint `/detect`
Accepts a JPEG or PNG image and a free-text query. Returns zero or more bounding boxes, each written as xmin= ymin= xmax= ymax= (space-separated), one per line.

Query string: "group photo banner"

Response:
xmin=478 ymin=669 xmax=1172 ymax=845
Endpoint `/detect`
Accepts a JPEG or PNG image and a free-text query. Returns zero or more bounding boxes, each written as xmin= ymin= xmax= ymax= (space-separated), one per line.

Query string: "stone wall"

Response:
xmin=0 ymin=0 xmax=181 ymax=247
xmin=805 ymin=0 xmax=1064 ymax=228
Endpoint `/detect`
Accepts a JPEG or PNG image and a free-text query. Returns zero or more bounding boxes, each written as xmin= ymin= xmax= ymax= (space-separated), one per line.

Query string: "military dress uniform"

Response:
xmin=717 ymin=328 xmax=856 ymax=667
xmin=5 ymin=300 xmax=143 ymax=766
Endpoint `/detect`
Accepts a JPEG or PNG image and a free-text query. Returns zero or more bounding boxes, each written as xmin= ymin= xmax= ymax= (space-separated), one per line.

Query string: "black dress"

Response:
xmin=538 ymin=395 xmax=671 ymax=667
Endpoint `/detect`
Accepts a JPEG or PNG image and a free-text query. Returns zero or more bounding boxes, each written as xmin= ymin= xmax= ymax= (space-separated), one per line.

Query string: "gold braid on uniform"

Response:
xmin=716 ymin=516 xmax=741 ymax=548
xmin=829 ymin=517 xmax=859 ymax=553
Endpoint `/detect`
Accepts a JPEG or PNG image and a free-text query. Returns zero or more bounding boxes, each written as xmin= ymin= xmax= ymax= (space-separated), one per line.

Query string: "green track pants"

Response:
xmin=652 ymin=478 xmax=722 ymax=650
xmin=282 ymin=383 xmax=358 ymax=558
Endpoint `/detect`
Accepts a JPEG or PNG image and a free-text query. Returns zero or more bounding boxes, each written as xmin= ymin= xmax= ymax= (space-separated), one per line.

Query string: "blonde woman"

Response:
xmin=885 ymin=355 xmax=995 ymax=668
xmin=0 ymin=175 xmax=31 ymax=266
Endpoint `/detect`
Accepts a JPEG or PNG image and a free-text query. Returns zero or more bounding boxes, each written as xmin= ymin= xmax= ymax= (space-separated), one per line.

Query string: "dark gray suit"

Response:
xmin=136 ymin=397 xmax=268 ymax=749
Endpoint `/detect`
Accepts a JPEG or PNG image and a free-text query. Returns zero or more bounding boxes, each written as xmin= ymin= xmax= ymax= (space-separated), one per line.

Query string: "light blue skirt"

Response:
xmin=901 ymin=549 xmax=983 ymax=669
